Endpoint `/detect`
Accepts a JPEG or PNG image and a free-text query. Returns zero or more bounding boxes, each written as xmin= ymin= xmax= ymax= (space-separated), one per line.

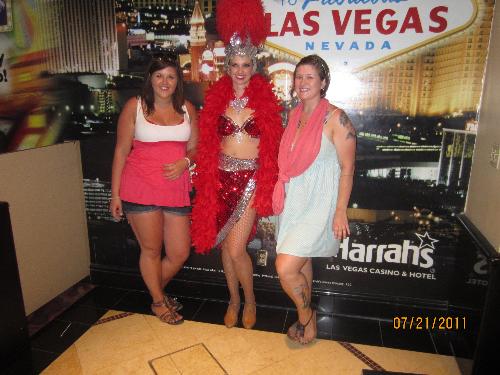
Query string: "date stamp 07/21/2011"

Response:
xmin=393 ymin=316 xmax=467 ymax=331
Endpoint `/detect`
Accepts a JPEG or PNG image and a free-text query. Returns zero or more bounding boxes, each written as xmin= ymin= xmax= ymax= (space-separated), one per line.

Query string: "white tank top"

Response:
xmin=134 ymin=98 xmax=191 ymax=142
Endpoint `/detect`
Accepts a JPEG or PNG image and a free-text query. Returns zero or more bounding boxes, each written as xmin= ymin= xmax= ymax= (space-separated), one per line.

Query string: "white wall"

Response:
xmin=465 ymin=4 xmax=500 ymax=253
xmin=0 ymin=141 xmax=90 ymax=314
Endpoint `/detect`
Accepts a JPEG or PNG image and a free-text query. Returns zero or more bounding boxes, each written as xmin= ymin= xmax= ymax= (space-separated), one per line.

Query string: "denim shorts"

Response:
xmin=122 ymin=201 xmax=191 ymax=216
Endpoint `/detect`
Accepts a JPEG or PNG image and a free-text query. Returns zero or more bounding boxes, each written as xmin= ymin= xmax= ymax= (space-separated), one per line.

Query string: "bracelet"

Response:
xmin=109 ymin=196 xmax=121 ymax=200
xmin=184 ymin=156 xmax=191 ymax=167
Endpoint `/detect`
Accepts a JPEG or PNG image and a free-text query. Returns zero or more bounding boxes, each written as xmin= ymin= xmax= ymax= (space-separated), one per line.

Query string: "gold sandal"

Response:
xmin=151 ymin=300 xmax=184 ymax=325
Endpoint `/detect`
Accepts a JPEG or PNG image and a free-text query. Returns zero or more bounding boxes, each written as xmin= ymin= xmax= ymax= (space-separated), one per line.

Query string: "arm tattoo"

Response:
xmin=339 ymin=111 xmax=356 ymax=141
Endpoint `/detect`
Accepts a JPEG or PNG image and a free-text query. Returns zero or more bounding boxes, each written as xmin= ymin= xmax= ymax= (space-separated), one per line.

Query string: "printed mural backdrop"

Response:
xmin=1 ymin=0 xmax=494 ymax=304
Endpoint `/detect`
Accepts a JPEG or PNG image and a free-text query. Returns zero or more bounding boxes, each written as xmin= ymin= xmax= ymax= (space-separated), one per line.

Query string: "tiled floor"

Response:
xmin=4 ymin=281 xmax=475 ymax=374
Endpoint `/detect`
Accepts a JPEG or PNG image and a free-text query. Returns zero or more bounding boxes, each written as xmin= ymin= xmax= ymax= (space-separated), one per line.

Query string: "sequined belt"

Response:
xmin=218 ymin=153 xmax=258 ymax=172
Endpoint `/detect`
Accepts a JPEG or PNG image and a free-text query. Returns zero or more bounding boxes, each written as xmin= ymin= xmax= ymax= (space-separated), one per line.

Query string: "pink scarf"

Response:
xmin=272 ymin=98 xmax=329 ymax=214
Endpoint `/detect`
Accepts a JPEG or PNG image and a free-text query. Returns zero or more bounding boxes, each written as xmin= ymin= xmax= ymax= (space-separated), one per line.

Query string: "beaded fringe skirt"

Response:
xmin=215 ymin=154 xmax=257 ymax=247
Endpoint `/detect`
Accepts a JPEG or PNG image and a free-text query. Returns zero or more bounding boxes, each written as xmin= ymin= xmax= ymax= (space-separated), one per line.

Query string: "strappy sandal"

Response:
xmin=287 ymin=309 xmax=316 ymax=344
xmin=242 ymin=302 xmax=256 ymax=329
xmin=164 ymin=294 xmax=183 ymax=311
xmin=224 ymin=302 xmax=240 ymax=328
xmin=151 ymin=300 xmax=184 ymax=325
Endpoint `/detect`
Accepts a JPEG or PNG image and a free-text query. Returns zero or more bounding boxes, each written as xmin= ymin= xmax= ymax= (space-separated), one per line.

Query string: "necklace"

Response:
xmin=229 ymin=96 xmax=249 ymax=113
xmin=297 ymin=117 xmax=308 ymax=129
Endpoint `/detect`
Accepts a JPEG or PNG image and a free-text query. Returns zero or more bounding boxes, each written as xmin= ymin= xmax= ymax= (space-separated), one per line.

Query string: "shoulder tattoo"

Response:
xmin=339 ymin=111 xmax=356 ymax=141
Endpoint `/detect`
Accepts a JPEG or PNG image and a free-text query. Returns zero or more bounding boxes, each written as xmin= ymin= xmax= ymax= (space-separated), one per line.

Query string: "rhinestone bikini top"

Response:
xmin=217 ymin=114 xmax=260 ymax=139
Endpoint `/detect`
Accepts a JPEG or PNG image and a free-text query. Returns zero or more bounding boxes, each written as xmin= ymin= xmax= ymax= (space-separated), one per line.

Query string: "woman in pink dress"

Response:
xmin=110 ymin=56 xmax=198 ymax=324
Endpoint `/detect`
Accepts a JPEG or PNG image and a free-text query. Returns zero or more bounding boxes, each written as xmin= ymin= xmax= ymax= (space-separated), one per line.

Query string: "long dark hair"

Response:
xmin=291 ymin=54 xmax=331 ymax=99
xmin=141 ymin=54 xmax=185 ymax=115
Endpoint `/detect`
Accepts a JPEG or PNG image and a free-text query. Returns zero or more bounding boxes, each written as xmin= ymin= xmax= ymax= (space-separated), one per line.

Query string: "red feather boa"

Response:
xmin=191 ymin=74 xmax=283 ymax=254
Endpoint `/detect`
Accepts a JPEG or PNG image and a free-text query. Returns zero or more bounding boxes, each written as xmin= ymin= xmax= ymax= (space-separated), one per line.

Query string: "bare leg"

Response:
xmin=161 ymin=212 xmax=190 ymax=288
xmin=276 ymin=254 xmax=316 ymax=344
xmin=127 ymin=210 xmax=182 ymax=323
xmin=159 ymin=211 xmax=190 ymax=313
xmin=221 ymin=201 xmax=257 ymax=328
xmin=127 ymin=210 xmax=164 ymax=302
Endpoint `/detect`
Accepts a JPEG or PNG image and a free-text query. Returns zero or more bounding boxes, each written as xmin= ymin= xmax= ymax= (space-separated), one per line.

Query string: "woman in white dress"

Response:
xmin=273 ymin=55 xmax=357 ymax=345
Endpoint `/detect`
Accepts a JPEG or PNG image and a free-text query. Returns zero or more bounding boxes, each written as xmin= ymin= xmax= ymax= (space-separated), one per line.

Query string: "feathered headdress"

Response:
xmin=216 ymin=0 xmax=267 ymax=70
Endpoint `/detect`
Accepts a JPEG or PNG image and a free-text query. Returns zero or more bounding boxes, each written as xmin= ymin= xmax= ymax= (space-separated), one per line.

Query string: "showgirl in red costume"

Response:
xmin=191 ymin=0 xmax=282 ymax=329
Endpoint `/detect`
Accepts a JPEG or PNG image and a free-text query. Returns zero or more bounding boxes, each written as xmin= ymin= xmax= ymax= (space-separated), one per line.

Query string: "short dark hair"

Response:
xmin=292 ymin=54 xmax=331 ymax=98
xmin=141 ymin=54 xmax=185 ymax=115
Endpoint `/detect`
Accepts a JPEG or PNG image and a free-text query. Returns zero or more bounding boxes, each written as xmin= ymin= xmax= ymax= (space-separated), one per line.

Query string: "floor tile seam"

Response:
xmin=198 ymin=342 xmax=229 ymax=374
xmin=172 ymin=295 xmax=290 ymax=309
xmin=77 ymin=329 xmax=165 ymax=356
xmin=240 ymin=339 xmax=361 ymax=373
xmin=148 ymin=355 xmax=180 ymax=375
xmin=30 ymin=342 xmax=66 ymax=354
xmin=30 ymin=321 xmax=91 ymax=353
xmin=91 ymin=284 xmax=136 ymax=292
xmin=46 ymin=346 xmax=84 ymax=373
xmin=378 ymin=343 xmax=437 ymax=355
xmin=110 ymin=289 xmax=133 ymax=308
xmin=55 ymin=310 xmax=108 ymax=325
xmin=378 ymin=320 xmax=384 ymax=347
xmin=53 ymin=317 xmax=94 ymax=327
xmin=330 ymin=333 xmax=380 ymax=345
xmin=77 ymin=293 xmax=130 ymax=309
xmin=94 ymin=311 xmax=135 ymax=325
xmin=379 ymin=321 xmax=432 ymax=337
xmin=333 ymin=312 xmax=391 ymax=322
xmin=448 ymin=340 xmax=457 ymax=357
xmin=30 ymin=347 xmax=61 ymax=355
xmin=168 ymin=293 xmax=294 ymax=310
xmin=74 ymin=342 xmax=171 ymax=373
xmin=53 ymin=310 xmax=108 ymax=325
xmin=247 ymin=361 xmax=276 ymax=375
xmin=149 ymin=342 xmax=229 ymax=374
xmin=151 ymin=342 xmax=206 ymax=361
xmin=333 ymin=297 xmax=449 ymax=310
xmin=379 ymin=327 xmax=437 ymax=351
xmin=337 ymin=341 xmax=386 ymax=371
xmin=191 ymin=299 xmax=207 ymax=320
xmin=220 ymin=347 xmax=304 ymax=374
xmin=428 ymin=329 xmax=439 ymax=354
xmin=244 ymin=353 xmax=307 ymax=375
xmin=32 ymin=318 xmax=91 ymax=334
xmin=142 ymin=313 xmax=185 ymax=348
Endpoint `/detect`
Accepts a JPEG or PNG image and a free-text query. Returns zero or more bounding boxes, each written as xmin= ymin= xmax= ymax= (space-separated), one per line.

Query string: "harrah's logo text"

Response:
xmin=338 ymin=232 xmax=438 ymax=269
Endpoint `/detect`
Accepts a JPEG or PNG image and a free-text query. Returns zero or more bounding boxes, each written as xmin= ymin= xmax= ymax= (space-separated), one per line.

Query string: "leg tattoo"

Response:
xmin=293 ymin=284 xmax=310 ymax=309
